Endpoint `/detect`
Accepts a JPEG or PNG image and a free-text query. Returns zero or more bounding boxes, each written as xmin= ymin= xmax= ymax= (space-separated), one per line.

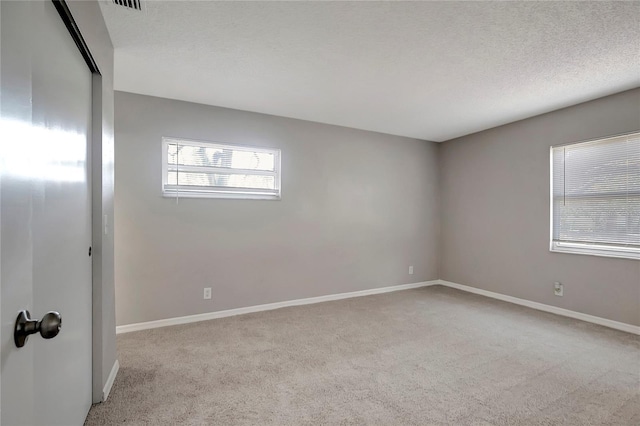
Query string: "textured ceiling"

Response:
xmin=100 ymin=1 xmax=640 ymax=142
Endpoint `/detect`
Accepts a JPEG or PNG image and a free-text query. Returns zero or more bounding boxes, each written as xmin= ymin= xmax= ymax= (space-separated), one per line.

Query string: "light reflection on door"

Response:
xmin=0 ymin=118 xmax=86 ymax=182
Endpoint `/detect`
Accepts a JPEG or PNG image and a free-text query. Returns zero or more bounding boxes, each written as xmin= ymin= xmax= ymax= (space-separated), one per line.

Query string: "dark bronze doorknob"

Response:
xmin=14 ymin=310 xmax=62 ymax=348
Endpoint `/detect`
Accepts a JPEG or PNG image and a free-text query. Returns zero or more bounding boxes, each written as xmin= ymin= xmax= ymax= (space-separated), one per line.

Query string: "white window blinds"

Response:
xmin=551 ymin=132 xmax=640 ymax=259
xmin=162 ymin=138 xmax=281 ymax=199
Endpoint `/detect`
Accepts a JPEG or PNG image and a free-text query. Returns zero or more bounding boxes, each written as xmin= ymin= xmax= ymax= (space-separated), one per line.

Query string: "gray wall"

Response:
xmin=114 ymin=92 xmax=440 ymax=326
xmin=67 ymin=0 xmax=117 ymax=402
xmin=440 ymin=88 xmax=640 ymax=326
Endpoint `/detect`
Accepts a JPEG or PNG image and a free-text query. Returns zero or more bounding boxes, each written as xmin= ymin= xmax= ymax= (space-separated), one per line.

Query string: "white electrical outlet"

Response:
xmin=203 ymin=287 xmax=212 ymax=300
xmin=409 ymin=265 xmax=414 ymax=275
xmin=554 ymin=281 xmax=563 ymax=297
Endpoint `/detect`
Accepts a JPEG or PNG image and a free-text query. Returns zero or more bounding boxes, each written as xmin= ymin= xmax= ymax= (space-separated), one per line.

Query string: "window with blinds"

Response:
xmin=551 ymin=132 xmax=640 ymax=259
xmin=162 ymin=138 xmax=281 ymax=200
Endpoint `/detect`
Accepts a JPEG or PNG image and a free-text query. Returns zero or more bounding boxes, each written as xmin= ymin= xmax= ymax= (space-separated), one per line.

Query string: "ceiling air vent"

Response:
xmin=112 ymin=0 xmax=142 ymax=11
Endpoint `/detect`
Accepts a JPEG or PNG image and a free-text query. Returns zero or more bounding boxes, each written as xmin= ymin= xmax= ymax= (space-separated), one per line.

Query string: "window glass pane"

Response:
xmin=168 ymin=171 xmax=276 ymax=190
xmin=163 ymin=138 xmax=280 ymax=199
xmin=562 ymin=135 xmax=640 ymax=197
xmin=557 ymin=195 xmax=640 ymax=246
xmin=167 ymin=143 xmax=275 ymax=171
xmin=551 ymin=132 xmax=640 ymax=252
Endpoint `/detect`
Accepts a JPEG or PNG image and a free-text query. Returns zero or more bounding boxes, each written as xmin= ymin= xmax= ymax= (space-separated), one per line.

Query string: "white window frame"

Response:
xmin=161 ymin=137 xmax=281 ymax=200
xmin=549 ymin=132 xmax=640 ymax=260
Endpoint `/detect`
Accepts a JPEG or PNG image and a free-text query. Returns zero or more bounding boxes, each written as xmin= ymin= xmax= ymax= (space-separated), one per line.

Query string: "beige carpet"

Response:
xmin=85 ymin=286 xmax=640 ymax=425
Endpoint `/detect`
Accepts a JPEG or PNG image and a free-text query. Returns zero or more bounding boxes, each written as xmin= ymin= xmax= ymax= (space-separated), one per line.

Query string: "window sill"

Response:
xmin=162 ymin=192 xmax=281 ymax=201
xmin=550 ymin=242 xmax=640 ymax=260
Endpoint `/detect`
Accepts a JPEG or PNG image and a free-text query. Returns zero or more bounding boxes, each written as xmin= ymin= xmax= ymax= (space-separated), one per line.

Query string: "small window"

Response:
xmin=162 ymin=138 xmax=281 ymax=200
xmin=550 ymin=132 xmax=640 ymax=260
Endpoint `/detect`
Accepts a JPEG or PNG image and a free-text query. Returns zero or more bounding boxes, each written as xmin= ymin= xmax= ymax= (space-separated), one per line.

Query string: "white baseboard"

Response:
xmin=115 ymin=279 xmax=639 ymax=336
xmin=437 ymin=280 xmax=640 ymax=335
xmin=116 ymin=280 xmax=439 ymax=334
xmin=102 ymin=360 xmax=119 ymax=402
